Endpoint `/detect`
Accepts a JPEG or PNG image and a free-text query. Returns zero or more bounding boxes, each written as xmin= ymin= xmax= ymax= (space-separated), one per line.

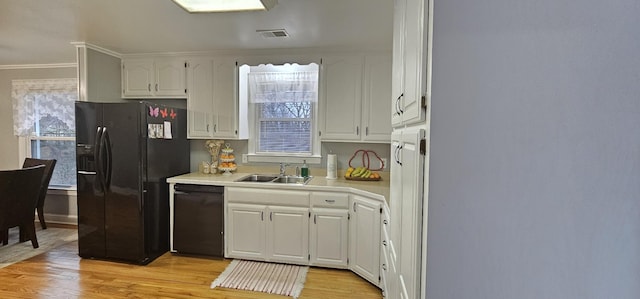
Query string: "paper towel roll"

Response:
xmin=326 ymin=154 xmax=337 ymax=179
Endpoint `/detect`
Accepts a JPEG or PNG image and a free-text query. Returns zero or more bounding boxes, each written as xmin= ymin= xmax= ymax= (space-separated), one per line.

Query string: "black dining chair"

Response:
xmin=22 ymin=158 xmax=57 ymax=229
xmin=0 ymin=165 xmax=45 ymax=248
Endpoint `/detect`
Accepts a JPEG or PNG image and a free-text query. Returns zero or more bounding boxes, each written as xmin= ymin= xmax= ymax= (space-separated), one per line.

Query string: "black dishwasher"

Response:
xmin=173 ymin=184 xmax=224 ymax=258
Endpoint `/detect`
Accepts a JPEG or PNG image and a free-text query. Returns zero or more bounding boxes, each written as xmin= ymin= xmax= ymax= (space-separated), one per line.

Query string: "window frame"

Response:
xmin=242 ymin=63 xmax=322 ymax=165
xmin=18 ymin=136 xmax=77 ymax=193
xmin=12 ymin=78 xmax=78 ymax=192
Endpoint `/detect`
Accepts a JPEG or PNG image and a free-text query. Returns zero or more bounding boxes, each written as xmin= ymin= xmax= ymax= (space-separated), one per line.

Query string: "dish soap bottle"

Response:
xmin=301 ymin=160 xmax=309 ymax=177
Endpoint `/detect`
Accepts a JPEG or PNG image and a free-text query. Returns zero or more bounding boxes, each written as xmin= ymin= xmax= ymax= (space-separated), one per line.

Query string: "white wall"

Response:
xmin=426 ymin=0 xmax=640 ymax=298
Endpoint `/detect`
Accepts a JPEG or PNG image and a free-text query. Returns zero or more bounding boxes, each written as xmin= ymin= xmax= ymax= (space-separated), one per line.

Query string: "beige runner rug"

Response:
xmin=211 ymin=260 xmax=309 ymax=298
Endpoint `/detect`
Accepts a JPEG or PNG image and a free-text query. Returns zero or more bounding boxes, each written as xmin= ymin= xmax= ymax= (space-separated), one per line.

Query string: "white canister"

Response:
xmin=326 ymin=154 xmax=337 ymax=179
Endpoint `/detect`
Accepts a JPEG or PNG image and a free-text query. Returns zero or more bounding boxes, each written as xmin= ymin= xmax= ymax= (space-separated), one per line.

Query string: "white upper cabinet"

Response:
xmin=186 ymin=56 xmax=244 ymax=139
xmin=320 ymin=55 xmax=363 ymax=141
xmin=363 ymin=55 xmax=393 ymax=142
xmin=211 ymin=58 xmax=239 ymax=138
xmin=392 ymin=0 xmax=430 ymax=127
xmin=186 ymin=58 xmax=214 ymax=138
xmin=320 ymin=54 xmax=392 ymax=142
xmin=122 ymin=57 xmax=187 ymax=98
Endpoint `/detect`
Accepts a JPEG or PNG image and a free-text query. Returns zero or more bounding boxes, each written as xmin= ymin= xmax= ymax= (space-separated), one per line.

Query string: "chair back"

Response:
xmin=0 ymin=165 xmax=45 ymax=229
xmin=22 ymin=158 xmax=57 ymax=209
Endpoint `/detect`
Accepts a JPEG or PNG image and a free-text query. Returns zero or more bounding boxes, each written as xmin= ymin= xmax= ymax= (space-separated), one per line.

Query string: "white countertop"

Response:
xmin=167 ymin=171 xmax=390 ymax=204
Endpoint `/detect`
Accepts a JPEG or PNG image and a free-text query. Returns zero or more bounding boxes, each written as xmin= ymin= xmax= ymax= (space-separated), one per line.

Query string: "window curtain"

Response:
xmin=11 ymin=78 xmax=77 ymax=136
xmin=248 ymin=71 xmax=318 ymax=103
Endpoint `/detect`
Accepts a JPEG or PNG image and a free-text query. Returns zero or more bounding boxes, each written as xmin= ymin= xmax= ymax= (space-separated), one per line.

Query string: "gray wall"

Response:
xmin=426 ymin=0 xmax=640 ymax=298
xmin=0 ymin=66 xmax=77 ymax=169
xmin=190 ymin=139 xmax=390 ymax=174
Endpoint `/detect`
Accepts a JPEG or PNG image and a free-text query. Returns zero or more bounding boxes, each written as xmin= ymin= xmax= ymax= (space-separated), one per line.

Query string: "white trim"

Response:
xmin=70 ymin=42 xmax=122 ymax=58
xmin=42 ymin=213 xmax=78 ymax=226
xmin=245 ymin=154 xmax=322 ymax=165
xmin=48 ymin=188 xmax=77 ymax=196
xmin=0 ymin=63 xmax=77 ymax=70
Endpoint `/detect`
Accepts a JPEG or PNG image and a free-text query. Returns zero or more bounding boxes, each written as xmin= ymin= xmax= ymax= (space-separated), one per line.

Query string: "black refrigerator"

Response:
xmin=75 ymin=101 xmax=190 ymax=265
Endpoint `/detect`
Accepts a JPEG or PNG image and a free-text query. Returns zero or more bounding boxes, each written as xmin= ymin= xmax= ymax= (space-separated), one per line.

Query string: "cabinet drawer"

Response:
xmin=227 ymin=187 xmax=309 ymax=206
xmin=310 ymin=192 xmax=349 ymax=208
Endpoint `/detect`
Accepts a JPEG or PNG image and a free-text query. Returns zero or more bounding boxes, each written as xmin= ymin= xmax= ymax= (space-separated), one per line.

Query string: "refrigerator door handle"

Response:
xmin=95 ymin=126 xmax=106 ymax=192
xmin=102 ymin=128 xmax=113 ymax=189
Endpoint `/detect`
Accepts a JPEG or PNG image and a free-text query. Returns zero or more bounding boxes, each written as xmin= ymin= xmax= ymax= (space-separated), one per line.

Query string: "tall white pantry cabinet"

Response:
xmin=387 ymin=0 xmax=432 ymax=298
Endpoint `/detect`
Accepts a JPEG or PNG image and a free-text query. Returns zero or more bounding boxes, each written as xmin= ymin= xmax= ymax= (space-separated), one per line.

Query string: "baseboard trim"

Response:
xmin=42 ymin=214 xmax=78 ymax=226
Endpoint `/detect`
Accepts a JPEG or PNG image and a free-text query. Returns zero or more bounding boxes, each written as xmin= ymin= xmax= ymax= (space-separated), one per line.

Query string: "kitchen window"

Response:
xmin=12 ymin=78 xmax=77 ymax=189
xmin=241 ymin=63 xmax=321 ymax=164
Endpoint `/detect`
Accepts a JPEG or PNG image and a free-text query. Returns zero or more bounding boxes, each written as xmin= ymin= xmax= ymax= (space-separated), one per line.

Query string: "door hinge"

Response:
xmin=380 ymin=207 xmax=383 ymax=214
xmin=420 ymin=138 xmax=427 ymax=156
xmin=347 ymin=258 xmax=349 ymax=265
xmin=308 ymin=254 xmax=311 ymax=260
xmin=184 ymin=88 xmax=187 ymax=94
xmin=184 ymin=62 xmax=187 ymax=68
xmin=308 ymin=212 xmax=311 ymax=218
xmin=421 ymin=95 xmax=427 ymax=109
xmin=348 ymin=213 xmax=351 ymax=220
xmin=378 ymin=275 xmax=381 ymax=283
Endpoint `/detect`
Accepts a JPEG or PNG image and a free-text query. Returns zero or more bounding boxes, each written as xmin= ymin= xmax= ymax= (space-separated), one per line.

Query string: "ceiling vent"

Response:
xmin=257 ymin=29 xmax=289 ymax=38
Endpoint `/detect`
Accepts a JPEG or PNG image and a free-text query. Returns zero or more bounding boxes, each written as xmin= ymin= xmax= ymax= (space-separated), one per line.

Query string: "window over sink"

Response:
xmin=240 ymin=63 xmax=321 ymax=164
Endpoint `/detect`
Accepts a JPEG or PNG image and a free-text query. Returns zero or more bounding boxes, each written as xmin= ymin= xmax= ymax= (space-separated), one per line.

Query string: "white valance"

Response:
xmin=12 ymin=78 xmax=78 ymax=137
xmin=248 ymin=71 xmax=318 ymax=103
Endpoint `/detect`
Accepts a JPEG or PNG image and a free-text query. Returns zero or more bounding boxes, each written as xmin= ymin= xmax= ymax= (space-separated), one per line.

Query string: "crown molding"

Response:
xmin=70 ymin=42 xmax=122 ymax=59
xmin=0 ymin=63 xmax=77 ymax=70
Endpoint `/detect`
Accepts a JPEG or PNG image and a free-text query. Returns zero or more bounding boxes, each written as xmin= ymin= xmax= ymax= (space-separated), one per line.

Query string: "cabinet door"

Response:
xmin=389 ymin=130 xmax=403 ymax=258
xmin=399 ymin=127 xmax=425 ymax=299
xmin=349 ymin=195 xmax=381 ymax=286
xmin=122 ymin=59 xmax=154 ymax=97
xmin=310 ymin=208 xmax=349 ymax=268
xmin=401 ymin=0 xmax=427 ymax=126
xmin=186 ymin=58 xmax=214 ymax=138
xmin=227 ymin=203 xmax=267 ymax=260
xmin=155 ymin=58 xmax=187 ymax=96
xmin=212 ymin=58 xmax=238 ymax=138
xmin=391 ymin=0 xmax=407 ymax=127
xmin=363 ymin=55 xmax=392 ymax=142
xmin=267 ymin=206 xmax=309 ymax=264
xmin=320 ymin=56 xmax=363 ymax=141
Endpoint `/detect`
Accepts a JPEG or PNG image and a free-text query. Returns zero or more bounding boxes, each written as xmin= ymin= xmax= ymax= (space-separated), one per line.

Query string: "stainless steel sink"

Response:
xmin=235 ymin=174 xmax=312 ymax=185
xmin=272 ymin=175 xmax=313 ymax=185
xmin=236 ymin=174 xmax=279 ymax=183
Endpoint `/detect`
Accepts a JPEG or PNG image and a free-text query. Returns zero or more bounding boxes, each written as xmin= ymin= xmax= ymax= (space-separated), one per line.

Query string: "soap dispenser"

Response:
xmin=301 ymin=160 xmax=309 ymax=177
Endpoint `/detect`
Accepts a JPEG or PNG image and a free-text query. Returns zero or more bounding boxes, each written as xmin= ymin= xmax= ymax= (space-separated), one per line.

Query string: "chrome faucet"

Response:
xmin=279 ymin=163 xmax=289 ymax=176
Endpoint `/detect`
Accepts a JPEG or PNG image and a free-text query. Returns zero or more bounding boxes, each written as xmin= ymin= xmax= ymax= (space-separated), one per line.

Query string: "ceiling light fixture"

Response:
xmin=172 ymin=0 xmax=278 ymax=13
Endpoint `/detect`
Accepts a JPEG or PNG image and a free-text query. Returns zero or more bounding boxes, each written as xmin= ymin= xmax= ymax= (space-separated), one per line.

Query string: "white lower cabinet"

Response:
xmin=227 ymin=203 xmax=309 ymax=264
xmin=268 ymin=206 xmax=309 ymax=264
xmin=350 ymin=195 xmax=381 ymax=286
xmin=227 ymin=203 xmax=267 ymax=260
xmin=226 ymin=188 xmax=310 ymax=265
xmin=309 ymin=192 xmax=349 ymax=268
xmin=226 ymin=187 xmax=385 ymax=290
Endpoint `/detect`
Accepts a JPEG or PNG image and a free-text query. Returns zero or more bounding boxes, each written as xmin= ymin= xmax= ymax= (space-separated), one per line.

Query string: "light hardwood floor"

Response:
xmin=0 ymin=226 xmax=382 ymax=299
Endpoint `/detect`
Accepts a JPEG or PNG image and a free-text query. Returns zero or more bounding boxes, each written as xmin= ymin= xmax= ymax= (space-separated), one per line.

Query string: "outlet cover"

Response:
xmin=381 ymin=158 xmax=388 ymax=169
xmin=242 ymin=154 xmax=248 ymax=163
